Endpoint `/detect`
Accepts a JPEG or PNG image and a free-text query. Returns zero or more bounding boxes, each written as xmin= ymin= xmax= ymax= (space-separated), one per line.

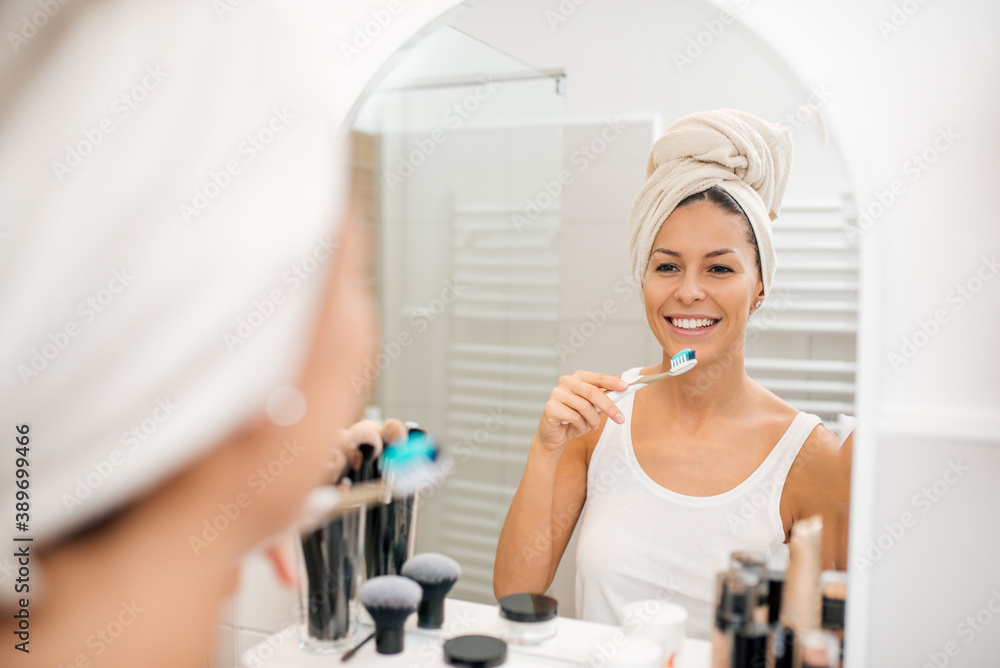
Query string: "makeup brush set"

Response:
xmin=294 ymin=420 xmax=506 ymax=663
xmin=294 ymin=420 xmax=436 ymax=650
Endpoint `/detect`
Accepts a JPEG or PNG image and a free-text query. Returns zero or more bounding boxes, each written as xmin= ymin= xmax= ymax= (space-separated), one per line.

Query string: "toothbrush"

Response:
xmin=606 ymin=348 xmax=697 ymax=404
xmin=560 ymin=349 xmax=697 ymax=424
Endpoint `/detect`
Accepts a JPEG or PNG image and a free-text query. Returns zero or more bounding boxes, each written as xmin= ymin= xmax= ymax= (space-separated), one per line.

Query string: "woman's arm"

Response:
xmin=783 ymin=427 xmax=853 ymax=570
xmin=493 ymin=371 xmax=626 ymax=598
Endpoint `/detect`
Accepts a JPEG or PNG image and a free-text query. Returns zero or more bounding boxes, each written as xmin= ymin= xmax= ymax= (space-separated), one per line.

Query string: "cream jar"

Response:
xmin=497 ymin=593 xmax=558 ymax=645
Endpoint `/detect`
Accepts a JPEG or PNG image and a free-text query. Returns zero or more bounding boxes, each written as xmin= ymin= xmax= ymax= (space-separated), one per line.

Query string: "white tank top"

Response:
xmin=574 ymin=368 xmax=822 ymax=640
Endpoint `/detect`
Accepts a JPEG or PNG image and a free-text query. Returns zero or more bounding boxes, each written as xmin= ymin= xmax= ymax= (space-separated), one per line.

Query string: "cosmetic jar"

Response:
xmin=443 ymin=635 xmax=507 ymax=668
xmin=497 ymin=593 xmax=558 ymax=645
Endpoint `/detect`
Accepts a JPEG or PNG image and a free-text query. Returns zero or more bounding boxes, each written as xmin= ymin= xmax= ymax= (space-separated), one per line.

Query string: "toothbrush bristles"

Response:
xmin=669 ymin=348 xmax=697 ymax=376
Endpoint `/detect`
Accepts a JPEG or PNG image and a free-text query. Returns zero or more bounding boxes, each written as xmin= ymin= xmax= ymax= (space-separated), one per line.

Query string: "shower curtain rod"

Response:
xmin=377 ymin=68 xmax=566 ymax=92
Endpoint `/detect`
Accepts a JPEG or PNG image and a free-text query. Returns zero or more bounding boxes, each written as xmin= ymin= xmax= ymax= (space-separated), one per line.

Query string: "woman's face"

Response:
xmin=642 ymin=200 xmax=764 ymax=366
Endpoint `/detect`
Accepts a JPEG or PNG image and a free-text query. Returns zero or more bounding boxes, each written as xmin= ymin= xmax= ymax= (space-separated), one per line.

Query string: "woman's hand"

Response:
xmin=535 ymin=371 xmax=628 ymax=453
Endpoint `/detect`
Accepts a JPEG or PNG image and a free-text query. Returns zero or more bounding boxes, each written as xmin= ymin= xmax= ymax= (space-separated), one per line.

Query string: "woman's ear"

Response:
xmin=751 ymin=282 xmax=766 ymax=312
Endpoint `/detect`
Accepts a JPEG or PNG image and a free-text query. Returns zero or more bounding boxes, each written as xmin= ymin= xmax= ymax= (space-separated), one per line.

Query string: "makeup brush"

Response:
xmin=383 ymin=418 xmax=409 ymax=445
xmin=358 ymin=575 xmax=423 ymax=654
xmin=344 ymin=420 xmax=384 ymax=484
xmin=401 ymin=553 xmax=462 ymax=629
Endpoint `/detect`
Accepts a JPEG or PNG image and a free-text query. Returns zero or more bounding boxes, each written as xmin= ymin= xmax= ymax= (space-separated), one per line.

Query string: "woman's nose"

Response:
xmin=674 ymin=271 xmax=706 ymax=303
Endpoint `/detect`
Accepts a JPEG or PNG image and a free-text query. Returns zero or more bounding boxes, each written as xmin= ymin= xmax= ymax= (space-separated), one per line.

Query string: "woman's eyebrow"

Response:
xmin=651 ymin=248 xmax=736 ymax=258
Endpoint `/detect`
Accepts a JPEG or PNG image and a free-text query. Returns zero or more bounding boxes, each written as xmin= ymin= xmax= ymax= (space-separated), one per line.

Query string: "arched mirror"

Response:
xmin=349 ymin=0 xmax=858 ymax=638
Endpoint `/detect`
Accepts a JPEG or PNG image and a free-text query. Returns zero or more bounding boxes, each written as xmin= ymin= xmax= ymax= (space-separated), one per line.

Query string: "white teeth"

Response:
xmin=670 ymin=318 xmax=718 ymax=330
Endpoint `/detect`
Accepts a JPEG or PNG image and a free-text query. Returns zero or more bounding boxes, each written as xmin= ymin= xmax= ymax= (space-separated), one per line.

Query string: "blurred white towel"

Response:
xmin=0 ymin=0 xmax=349 ymax=546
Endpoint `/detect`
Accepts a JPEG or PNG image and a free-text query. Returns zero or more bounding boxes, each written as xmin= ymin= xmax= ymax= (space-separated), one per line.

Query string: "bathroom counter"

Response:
xmin=239 ymin=598 xmax=711 ymax=667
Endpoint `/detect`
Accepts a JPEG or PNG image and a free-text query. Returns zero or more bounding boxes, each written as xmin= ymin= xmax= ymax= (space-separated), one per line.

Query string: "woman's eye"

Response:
xmin=655 ymin=263 xmax=678 ymax=272
xmin=709 ymin=265 xmax=734 ymax=274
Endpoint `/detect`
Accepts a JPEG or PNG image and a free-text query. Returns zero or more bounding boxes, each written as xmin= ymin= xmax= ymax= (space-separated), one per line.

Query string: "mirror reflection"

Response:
xmin=350 ymin=0 xmax=857 ymax=647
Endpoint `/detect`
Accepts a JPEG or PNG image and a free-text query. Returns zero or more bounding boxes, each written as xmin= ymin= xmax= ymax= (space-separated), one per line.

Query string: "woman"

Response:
xmin=494 ymin=109 xmax=851 ymax=640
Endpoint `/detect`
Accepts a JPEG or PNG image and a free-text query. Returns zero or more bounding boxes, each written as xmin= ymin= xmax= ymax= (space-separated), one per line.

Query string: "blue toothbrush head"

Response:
xmin=669 ymin=348 xmax=697 ymax=376
xmin=380 ymin=432 xmax=440 ymax=497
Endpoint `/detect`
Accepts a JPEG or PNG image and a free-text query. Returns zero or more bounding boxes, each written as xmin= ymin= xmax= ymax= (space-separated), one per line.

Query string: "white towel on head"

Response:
xmin=627 ymin=109 xmax=793 ymax=294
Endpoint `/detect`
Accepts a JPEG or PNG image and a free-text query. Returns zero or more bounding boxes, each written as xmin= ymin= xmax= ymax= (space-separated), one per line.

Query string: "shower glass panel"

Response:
xmin=353 ymin=26 xmax=564 ymax=603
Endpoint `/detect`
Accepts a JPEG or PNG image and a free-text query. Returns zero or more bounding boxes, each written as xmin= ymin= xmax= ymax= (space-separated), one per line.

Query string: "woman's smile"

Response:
xmin=665 ymin=313 xmax=722 ymax=336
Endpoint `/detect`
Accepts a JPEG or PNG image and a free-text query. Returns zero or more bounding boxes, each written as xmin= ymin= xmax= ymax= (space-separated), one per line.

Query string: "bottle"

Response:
xmin=712 ymin=569 xmax=756 ymax=668
xmin=820 ymin=570 xmax=847 ymax=663
xmin=733 ymin=580 xmax=769 ymax=668
xmin=777 ymin=516 xmax=823 ymax=668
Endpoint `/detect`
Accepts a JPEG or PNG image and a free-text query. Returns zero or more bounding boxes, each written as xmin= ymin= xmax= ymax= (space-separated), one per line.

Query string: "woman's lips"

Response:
xmin=665 ymin=316 xmax=720 ymax=336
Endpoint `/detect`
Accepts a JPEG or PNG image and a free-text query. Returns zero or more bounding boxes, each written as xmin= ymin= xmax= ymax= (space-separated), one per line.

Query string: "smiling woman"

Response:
xmin=493 ymin=109 xmax=851 ymax=640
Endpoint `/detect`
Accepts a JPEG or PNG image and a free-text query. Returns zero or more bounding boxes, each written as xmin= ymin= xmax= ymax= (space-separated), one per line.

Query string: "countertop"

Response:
xmin=240 ymin=598 xmax=711 ymax=667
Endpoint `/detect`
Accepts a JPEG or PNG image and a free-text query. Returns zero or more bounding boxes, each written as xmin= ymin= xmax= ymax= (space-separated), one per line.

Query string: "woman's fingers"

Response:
xmin=537 ymin=370 xmax=626 ymax=447
xmin=562 ymin=372 xmax=626 ymax=424
xmin=552 ymin=386 xmax=604 ymax=431
xmin=543 ymin=397 xmax=591 ymax=437
xmin=574 ymin=370 xmax=629 ymax=393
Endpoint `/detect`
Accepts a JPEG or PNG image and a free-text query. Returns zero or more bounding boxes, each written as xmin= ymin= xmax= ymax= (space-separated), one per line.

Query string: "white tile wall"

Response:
xmin=210 ymin=550 xmax=299 ymax=668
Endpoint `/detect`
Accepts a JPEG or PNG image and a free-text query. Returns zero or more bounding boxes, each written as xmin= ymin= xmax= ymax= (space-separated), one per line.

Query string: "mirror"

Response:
xmin=350 ymin=0 xmax=857 ymax=630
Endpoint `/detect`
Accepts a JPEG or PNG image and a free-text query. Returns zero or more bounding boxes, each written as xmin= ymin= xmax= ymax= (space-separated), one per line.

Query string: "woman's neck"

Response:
xmin=645 ymin=345 xmax=755 ymax=428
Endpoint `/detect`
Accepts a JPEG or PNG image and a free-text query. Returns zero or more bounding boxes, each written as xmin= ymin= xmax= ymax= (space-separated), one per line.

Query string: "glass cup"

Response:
xmin=295 ymin=503 xmax=366 ymax=652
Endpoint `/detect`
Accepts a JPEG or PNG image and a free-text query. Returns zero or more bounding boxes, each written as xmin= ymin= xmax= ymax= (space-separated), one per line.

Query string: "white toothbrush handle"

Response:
xmin=559 ymin=383 xmax=647 ymax=425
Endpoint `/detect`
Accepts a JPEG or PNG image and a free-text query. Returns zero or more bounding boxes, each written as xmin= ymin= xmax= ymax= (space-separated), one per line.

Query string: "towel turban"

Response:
xmin=627 ymin=109 xmax=793 ymax=295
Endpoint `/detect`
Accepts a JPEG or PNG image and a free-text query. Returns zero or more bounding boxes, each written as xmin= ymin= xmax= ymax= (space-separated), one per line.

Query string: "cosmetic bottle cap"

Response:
xmin=498 ymin=593 xmax=558 ymax=623
xmin=714 ymin=570 xmax=757 ymax=629
xmin=731 ymin=551 xmax=767 ymax=571
xmin=799 ymin=629 xmax=838 ymax=668
xmin=444 ymin=635 xmax=507 ymax=668
xmin=820 ymin=570 xmax=847 ymax=631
